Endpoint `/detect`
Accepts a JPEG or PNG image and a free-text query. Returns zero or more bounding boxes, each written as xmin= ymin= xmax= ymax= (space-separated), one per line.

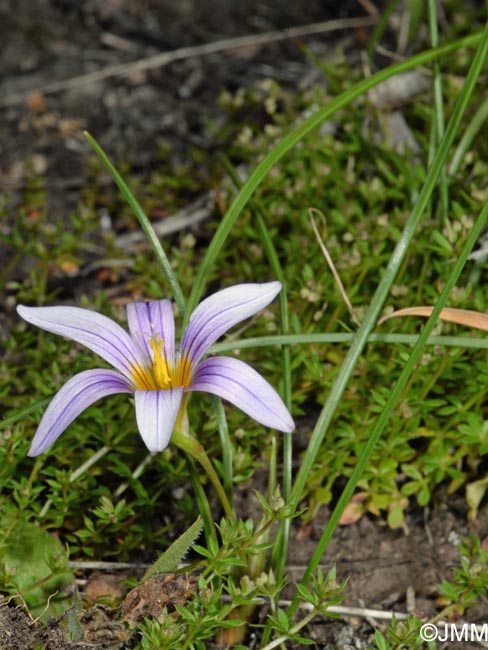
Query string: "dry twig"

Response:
xmin=0 ymin=17 xmax=378 ymax=108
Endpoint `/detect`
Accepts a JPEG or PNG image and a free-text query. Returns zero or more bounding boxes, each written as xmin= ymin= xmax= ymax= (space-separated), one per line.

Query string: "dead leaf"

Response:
xmin=295 ymin=522 xmax=313 ymax=542
xmin=26 ymin=92 xmax=47 ymax=112
xmin=84 ymin=572 xmax=126 ymax=605
xmin=379 ymin=306 xmax=488 ymax=332
xmin=57 ymin=259 xmax=80 ymax=276
xmin=466 ymin=476 xmax=488 ymax=521
xmin=339 ymin=492 xmax=367 ymax=526
xmin=120 ymin=573 xmax=197 ymax=627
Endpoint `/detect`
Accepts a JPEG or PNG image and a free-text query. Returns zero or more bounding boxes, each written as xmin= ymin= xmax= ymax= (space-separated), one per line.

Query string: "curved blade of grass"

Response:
xmin=84 ymin=132 xmax=186 ymax=312
xmin=289 ymin=191 xmax=488 ymax=615
xmin=287 ymin=25 xmax=488 ymax=615
xmin=289 ymin=22 xmax=488 ymax=520
xmin=367 ymin=0 xmax=401 ymax=59
xmin=184 ymin=30 xmax=482 ymax=326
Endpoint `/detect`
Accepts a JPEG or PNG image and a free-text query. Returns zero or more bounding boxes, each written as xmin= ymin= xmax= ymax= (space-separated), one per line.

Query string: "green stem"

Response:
xmin=212 ymin=395 xmax=233 ymax=505
xmin=260 ymin=609 xmax=318 ymax=650
xmin=172 ymin=428 xmax=235 ymax=521
xmin=186 ymin=456 xmax=216 ymax=542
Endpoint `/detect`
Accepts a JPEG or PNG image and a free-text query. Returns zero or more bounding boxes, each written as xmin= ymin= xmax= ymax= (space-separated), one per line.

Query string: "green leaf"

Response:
xmin=374 ymin=629 xmax=388 ymax=650
xmin=294 ymin=583 xmax=315 ymax=605
xmin=292 ymin=636 xmax=315 ymax=645
xmin=142 ymin=516 xmax=203 ymax=581
xmin=0 ymin=398 xmax=51 ymax=430
xmin=1 ymin=520 xmax=74 ymax=619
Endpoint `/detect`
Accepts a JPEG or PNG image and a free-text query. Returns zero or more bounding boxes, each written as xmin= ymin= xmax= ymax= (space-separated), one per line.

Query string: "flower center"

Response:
xmin=130 ymin=336 xmax=192 ymax=391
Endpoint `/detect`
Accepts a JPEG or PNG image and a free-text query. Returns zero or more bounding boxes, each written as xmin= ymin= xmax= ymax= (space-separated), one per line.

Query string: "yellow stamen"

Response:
xmin=130 ymin=336 xmax=194 ymax=391
xmin=149 ymin=337 xmax=171 ymax=388
xmin=130 ymin=336 xmax=175 ymax=390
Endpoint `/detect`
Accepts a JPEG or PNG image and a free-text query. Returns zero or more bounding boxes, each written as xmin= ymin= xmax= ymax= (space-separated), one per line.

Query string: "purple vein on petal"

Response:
xmin=134 ymin=387 xmax=184 ymax=452
xmin=189 ymin=356 xmax=294 ymax=433
xmin=181 ymin=282 xmax=282 ymax=367
xmin=28 ymin=369 xmax=132 ymax=456
xmin=17 ymin=305 xmax=143 ymax=379
xmin=126 ymin=300 xmax=175 ymax=368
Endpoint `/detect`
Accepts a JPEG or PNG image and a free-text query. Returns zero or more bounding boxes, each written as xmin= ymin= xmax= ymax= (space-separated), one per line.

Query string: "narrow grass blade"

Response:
xmin=0 ymin=398 xmax=50 ymax=429
xmin=367 ymin=0 xmax=401 ymax=59
xmin=290 ymin=193 xmax=488 ymax=614
xmin=184 ymin=31 xmax=482 ymax=326
xmin=212 ymin=395 xmax=233 ymax=504
xmin=210 ymin=333 xmax=488 ymax=353
xmin=217 ymin=154 xmax=293 ymax=579
xmin=290 ymin=20 xmax=488 ymax=518
xmin=84 ymin=132 xmax=186 ymax=312
xmin=186 ymin=456 xmax=216 ymax=544
xmin=428 ymin=0 xmax=448 ymax=225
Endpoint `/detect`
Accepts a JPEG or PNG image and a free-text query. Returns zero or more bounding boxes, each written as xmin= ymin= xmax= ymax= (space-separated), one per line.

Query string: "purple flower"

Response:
xmin=17 ymin=282 xmax=294 ymax=455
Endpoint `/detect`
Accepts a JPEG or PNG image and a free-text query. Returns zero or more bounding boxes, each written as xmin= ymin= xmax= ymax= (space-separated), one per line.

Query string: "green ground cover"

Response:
xmin=1 ymin=3 xmax=488 ymax=648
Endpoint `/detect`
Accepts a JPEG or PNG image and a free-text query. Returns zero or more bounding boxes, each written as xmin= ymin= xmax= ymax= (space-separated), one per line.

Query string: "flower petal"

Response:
xmin=181 ymin=282 xmax=282 ymax=368
xmin=188 ymin=356 xmax=294 ymax=433
xmin=17 ymin=305 xmax=143 ymax=380
xmin=134 ymin=387 xmax=184 ymax=452
xmin=28 ymin=369 xmax=132 ymax=456
xmin=126 ymin=300 xmax=175 ymax=368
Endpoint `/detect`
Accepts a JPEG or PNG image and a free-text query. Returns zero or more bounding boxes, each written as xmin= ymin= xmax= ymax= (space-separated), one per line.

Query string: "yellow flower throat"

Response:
xmin=131 ymin=336 xmax=191 ymax=391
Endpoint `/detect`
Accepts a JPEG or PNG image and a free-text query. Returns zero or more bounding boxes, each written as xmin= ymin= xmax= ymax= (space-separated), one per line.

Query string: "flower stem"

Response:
xmin=172 ymin=428 xmax=235 ymax=521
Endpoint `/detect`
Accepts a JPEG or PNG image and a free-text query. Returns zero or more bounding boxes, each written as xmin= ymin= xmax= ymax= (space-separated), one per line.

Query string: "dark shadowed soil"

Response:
xmin=1 ymin=0 xmax=372 ymax=217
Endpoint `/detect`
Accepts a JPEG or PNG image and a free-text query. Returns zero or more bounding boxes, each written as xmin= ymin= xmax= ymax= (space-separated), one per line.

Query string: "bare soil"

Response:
xmin=1 ymin=1 xmax=487 ymax=648
xmin=0 ymin=499 xmax=486 ymax=649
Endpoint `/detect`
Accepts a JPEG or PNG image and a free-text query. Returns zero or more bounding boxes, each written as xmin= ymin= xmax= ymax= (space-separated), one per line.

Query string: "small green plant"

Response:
xmin=373 ymin=537 xmax=488 ymax=650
